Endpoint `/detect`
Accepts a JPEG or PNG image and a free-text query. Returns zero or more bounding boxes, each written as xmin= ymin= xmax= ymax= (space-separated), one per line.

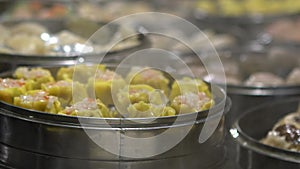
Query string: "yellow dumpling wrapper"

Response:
xmin=87 ymin=69 xmax=126 ymax=105
xmin=14 ymin=90 xmax=61 ymax=114
xmin=14 ymin=67 xmax=55 ymax=89
xmin=0 ymin=78 xmax=34 ymax=104
xmin=126 ymin=67 xmax=170 ymax=95
xmin=41 ymin=80 xmax=87 ymax=106
xmin=117 ymin=84 xmax=155 ymax=105
xmin=56 ymin=64 xmax=106 ymax=83
xmin=127 ymin=101 xmax=176 ymax=118
xmin=58 ymin=98 xmax=113 ymax=118
xmin=169 ymin=77 xmax=211 ymax=101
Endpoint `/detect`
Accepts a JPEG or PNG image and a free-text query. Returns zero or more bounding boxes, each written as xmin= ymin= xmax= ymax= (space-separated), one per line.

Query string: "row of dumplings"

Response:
xmin=0 ymin=65 xmax=213 ymax=118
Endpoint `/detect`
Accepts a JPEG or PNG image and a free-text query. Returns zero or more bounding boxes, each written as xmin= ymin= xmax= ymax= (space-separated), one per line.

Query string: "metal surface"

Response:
xmin=231 ymin=98 xmax=300 ymax=169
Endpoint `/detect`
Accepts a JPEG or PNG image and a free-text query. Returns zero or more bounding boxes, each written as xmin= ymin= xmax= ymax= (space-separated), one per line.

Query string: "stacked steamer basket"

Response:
xmin=0 ymin=65 xmax=231 ymax=169
xmin=0 ymin=1 xmax=232 ymax=169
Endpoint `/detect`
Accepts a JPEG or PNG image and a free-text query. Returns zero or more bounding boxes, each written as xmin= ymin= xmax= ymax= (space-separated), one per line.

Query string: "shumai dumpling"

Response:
xmin=56 ymin=64 xmax=106 ymax=83
xmin=117 ymin=84 xmax=155 ymax=104
xmin=14 ymin=90 xmax=61 ymax=114
xmin=87 ymin=69 xmax=126 ymax=105
xmin=127 ymin=101 xmax=176 ymax=118
xmin=171 ymin=92 xmax=213 ymax=114
xmin=14 ymin=67 xmax=55 ymax=89
xmin=0 ymin=78 xmax=33 ymax=104
xmin=126 ymin=67 xmax=170 ymax=95
xmin=41 ymin=80 xmax=87 ymax=106
xmin=58 ymin=98 xmax=113 ymax=117
xmin=169 ymin=77 xmax=211 ymax=100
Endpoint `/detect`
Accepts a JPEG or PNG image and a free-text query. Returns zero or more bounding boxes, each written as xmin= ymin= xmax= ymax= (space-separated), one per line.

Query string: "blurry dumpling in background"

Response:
xmin=56 ymin=64 xmax=106 ymax=83
xmin=87 ymin=69 xmax=126 ymax=105
xmin=244 ymin=72 xmax=285 ymax=86
xmin=261 ymin=112 xmax=300 ymax=152
xmin=6 ymin=34 xmax=46 ymax=54
xmin=11 ymin=22 xmax=48 ymax=36
xmin=126 ymin=67 xmax=170 ymax=95
xmin=58 ymin=98 xmax=113 ymax=118
xmin=286 ymin=68 xmax=300 ymax=85
xmin=0 ymin=25 xmax=10 ymax=44
xmin=0 ymin=78 xmax=33 ymax=104
xmin=171 ymin=92 xmax=213 ymax=114
xmin=41 ymin=80 xmax=87 ymax=107
xmin=14 ymin=67 xmax=55 ymax=89
xmin=14 ymin=90 xmax=61 ymax=114
xmin=55 ymin=30 xmax=87 ymax=45
xmin=203 ymin=74 xmax=241 ymax=86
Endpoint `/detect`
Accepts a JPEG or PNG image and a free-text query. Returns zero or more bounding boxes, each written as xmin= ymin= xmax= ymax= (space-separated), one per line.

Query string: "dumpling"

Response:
xmin=58 ymin=98 xmax=113 ymax=117
xmin=0 ymin=25 xmax=10 ymax=44
xmin=41 ymin=80 xmax=87 ymax=106
xmin=261 ymin=112 xmax=300 ymax=152
xmin=0 ymin=78 xmax=33 ymax=104
xmin=11 ymin=22 xmax=48 ymax=36
xmin=127 ymin=101 xmax=176 ymax=118
xmin=244 ymin=72 xmax=285 ymax=86
xmin=56 ymin=30 xmax=87 ymax=45
xmin=117 ymin=84 xmax=155 ymax=105
xmin=14 ymin=90 xmax=61 ymax=114
xmin=6 ymin=34 xmax=46 ymax=54
xmin=56 ymin=64 xmax=106 ymax=83
xmin=286 ymin=68 xmax=300 ymax=85
xmin=14 ymin=67 xmax=55 ymax=89
xmin=171 ymin=92 xmax=213 ymax=114
xmin=87 ymin=69 xmax=126 ymax=105
xmin=126 ymin=67 xmax=170 ymax=95
xmin=169 ymin=77 xmax=211 ymax=101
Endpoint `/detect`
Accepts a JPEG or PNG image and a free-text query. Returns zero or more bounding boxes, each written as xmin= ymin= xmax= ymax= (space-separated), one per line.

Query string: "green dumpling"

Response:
xmin=41 ymin=80 xmax=87 ymax=106
xmin=58 ymin=98 xmax=114 ymax=118
xmin=0 ymin=78 xmax=34 ymax=104
xmin=14 ymin=90 xmax=62 ymax=114
xmin=13 ymin=67 xmax=55 ymax=89
xmin=126 ymin=67 xmax=170 ymax=95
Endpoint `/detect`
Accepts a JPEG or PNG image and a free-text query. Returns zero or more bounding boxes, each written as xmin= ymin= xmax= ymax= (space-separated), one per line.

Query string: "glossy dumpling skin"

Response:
xmin=59 ymin=98 xmax=114 ymax=118
xmin=169 ymin=77 xmax=211 ymax=101
xmin=126 ymin=67 xmax=170 ymax=95
xmin=87 ymin=69 xmax=126 ymax=105
xmin=14 ymin=67 xmax=55 ymax=89
xmin=56 ymin=64 xmax=106 ymax=83
xmin=41 ymin=80 xmax=87 ymax=106
xmin=0 ymin=78 xmax=33 ymax=104
xmin=14 ymin=90 xmax=61 ymax=114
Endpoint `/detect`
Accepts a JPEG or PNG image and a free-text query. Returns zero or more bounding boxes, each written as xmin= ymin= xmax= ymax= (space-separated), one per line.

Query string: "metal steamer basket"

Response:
xmin=0 ymin=19 xmax=150 ymax=69
xmin=0 ymin=66 xmax=230 ymax=169
xmin=231 ymin=98 xmax=300 ymax=169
